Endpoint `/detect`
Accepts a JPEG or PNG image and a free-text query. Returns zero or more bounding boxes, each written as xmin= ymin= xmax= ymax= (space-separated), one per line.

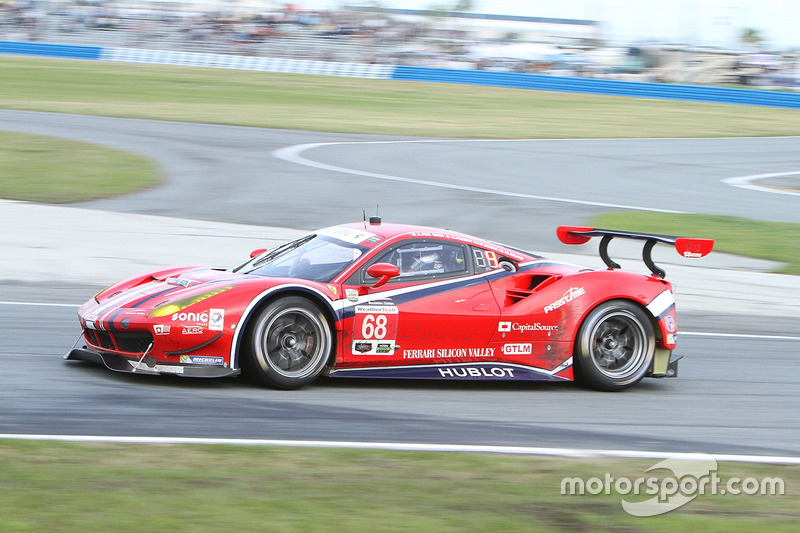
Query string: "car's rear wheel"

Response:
xmin=574 ymin=300 xmax=655 ymax=391
xmin=244 ymin=297 xmax=332 ymax=389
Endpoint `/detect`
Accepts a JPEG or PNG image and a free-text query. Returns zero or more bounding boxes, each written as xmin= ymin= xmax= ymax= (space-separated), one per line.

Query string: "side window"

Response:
xmin=364 ymin=241 xmax=469 ymax=283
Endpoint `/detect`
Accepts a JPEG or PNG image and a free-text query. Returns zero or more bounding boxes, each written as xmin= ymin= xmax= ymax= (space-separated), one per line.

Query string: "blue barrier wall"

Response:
xmin=392 ymin=66 xmax=800 ymax=109
xmin=0 ymin=41 xmax=101 ymax=60
xmin=3 ymin=40 xmax=800 ymax=109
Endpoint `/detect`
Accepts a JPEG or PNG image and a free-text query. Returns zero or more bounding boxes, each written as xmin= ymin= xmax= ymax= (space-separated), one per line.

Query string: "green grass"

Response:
xmin=2 ymin=56 xmax=800 ymax=138
xmin=0 ymin=131 xmax=159 ymax=203
xmin=591 ymin=212 xmax=800 ymax=275
xmin=1 ymin=440 xmax=797 ymax=532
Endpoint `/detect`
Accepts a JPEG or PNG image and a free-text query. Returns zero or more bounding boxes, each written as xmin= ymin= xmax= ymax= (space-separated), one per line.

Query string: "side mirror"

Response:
xmin=250 ymin=248 xmax=267 ymax=258
xmin=366 ymin=263 xmax=400 ymax=288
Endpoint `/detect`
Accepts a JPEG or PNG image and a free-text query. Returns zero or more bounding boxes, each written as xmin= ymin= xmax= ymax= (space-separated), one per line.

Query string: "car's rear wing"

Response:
xmin=557 ymin=226 xmax=714 ymax=278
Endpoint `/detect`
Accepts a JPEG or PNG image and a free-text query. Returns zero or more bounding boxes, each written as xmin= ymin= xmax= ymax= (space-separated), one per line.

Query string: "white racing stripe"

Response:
xmin=681 ymin=331 xmax=800 ymax=341
xmin=0 ymin=433 xmax=798 ymax=464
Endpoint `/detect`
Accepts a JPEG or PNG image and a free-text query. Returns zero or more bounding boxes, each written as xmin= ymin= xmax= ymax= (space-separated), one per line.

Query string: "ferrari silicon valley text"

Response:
xmin=403 ymin=348 xmax=495 ymax=359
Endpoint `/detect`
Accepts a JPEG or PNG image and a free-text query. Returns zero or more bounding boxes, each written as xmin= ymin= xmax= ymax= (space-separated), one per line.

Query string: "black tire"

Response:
xmin=243 ymin=297 xmax=332 ymax=389
xmin=573 ymin=300 xmax=655 ymax=392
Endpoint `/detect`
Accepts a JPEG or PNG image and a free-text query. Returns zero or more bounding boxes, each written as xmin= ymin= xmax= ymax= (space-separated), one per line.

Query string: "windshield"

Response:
xmin=235 ymin=234 xmax=368 ymax=282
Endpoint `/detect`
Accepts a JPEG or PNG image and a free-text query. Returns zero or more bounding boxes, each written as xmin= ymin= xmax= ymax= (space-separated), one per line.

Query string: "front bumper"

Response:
xmin=65 ymin=347 xmax=240 ymax=378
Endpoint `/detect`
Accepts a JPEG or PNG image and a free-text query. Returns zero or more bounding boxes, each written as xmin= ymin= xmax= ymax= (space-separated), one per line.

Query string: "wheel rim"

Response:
xmin=258 ymin=307 xmax=327 ymax=379
xmin=588 ymin=310 xmax=648 ymax=380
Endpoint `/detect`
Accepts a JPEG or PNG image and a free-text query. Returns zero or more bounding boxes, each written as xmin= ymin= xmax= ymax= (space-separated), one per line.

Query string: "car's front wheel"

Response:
xmin=574 ymin=300 xmax=655 ymax=391
xmin=244 ymin=297 xmax=332 ymax=389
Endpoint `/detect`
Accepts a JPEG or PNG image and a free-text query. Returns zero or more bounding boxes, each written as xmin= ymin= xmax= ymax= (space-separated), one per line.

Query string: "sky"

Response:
xmin=295 ymin=1 xmax=800 ymax=49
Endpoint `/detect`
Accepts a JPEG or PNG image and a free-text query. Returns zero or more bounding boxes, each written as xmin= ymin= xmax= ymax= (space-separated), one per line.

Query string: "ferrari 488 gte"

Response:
xmin=67 ymin=218 xmax=713 ymax=391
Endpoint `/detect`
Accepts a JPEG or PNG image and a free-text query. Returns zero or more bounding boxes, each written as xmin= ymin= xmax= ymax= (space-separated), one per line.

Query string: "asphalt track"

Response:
xmin=3 ymin=110 xmax=799 ymax=248
xmin=1 ymin=110 xmax=799 ymax=458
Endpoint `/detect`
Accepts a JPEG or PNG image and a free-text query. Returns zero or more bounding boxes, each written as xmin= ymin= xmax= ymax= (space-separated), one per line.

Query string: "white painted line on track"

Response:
xmin=1 ymin=434 xmax=798 ymax=464
xmin=682 ymin=331 xmax=800 ymax=341
xmin=273 ymin=142 xmax=687 ymax=214
xmin=723 ymin=171 xmax=800 ymax=197
xmin=0 ymin=301 xmax=80 ymax=308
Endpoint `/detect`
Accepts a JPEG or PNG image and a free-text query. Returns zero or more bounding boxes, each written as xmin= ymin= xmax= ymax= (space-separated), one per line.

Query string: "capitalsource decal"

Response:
xmin=498 ymin=322 xmax=560 ymax=333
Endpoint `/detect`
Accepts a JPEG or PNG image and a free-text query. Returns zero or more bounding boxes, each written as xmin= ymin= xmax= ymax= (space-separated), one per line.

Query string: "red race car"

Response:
xmin=66 ymin=218 xmax=713 ymax=391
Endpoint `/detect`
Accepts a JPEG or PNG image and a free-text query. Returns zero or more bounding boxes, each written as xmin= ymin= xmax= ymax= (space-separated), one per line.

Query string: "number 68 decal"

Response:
xmin=352 ymin=305 xmax=399 ymax=356
xmin=361 ymin=314 xmax=389 ymax=339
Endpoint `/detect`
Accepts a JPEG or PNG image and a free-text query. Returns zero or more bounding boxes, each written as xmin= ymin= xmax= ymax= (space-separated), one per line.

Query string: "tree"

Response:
xmin=454 ymin=0 xmax=475 ymax=12
xmin=739 ymin=28 xmax=764 ymax=48
xmin=425 ymin=4 xmax=450 ymax=18
xmin=427 ymin=1 xmax=475 ymax=15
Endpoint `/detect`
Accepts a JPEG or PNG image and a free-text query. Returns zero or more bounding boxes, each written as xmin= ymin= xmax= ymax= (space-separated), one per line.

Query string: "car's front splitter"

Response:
xmin=65 ymin=348 xmax=240 ymax=378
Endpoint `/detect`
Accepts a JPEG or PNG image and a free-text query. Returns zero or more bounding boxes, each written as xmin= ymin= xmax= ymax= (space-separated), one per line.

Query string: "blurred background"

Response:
xmin=2 ymin=0 xmax=798 ymax=89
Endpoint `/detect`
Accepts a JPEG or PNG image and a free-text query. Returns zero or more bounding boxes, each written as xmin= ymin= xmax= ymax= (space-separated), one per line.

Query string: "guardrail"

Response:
xmin=3 ymin=40 xmax=799 ymax=109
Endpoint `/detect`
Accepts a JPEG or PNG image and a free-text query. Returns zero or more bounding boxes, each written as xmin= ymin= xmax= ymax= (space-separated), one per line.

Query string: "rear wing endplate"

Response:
xmin=557 ymin=226 xmax=714 ymax=278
